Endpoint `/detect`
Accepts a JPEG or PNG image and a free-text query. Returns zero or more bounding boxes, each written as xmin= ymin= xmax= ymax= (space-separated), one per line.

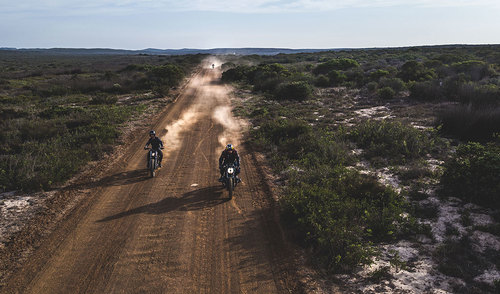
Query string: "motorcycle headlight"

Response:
xmin=227 ymin=167 xmax=234 ymax=174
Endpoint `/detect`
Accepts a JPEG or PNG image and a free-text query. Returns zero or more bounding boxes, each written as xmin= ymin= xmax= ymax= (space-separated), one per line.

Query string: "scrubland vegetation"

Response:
xmin=223 ymin=45 xmax=500 ymax=289
xmin=0 ymin=51 xmax=204 ymax=191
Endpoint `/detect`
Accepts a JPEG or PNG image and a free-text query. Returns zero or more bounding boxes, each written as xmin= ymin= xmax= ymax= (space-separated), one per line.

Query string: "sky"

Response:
xmin=1 ymin=0 xmax=499 ymax=49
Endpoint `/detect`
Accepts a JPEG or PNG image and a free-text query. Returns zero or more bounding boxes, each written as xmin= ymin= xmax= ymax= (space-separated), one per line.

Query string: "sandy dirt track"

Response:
xmin=1 ymin=61 xmax=303 ymax=293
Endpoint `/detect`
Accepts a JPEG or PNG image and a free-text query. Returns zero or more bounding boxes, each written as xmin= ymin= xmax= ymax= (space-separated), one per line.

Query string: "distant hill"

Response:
xmin=2 ymin=45 xmax=497 ymax=56
xmin=0 ymin=47 xmax=340 ymax=56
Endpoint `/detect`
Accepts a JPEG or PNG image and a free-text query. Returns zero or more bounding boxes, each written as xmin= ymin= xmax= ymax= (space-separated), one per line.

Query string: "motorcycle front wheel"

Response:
xmin=228 ymin=178 xmax=234 ymax=199
xmin=149 ymin=159 xmax=155 ymax=178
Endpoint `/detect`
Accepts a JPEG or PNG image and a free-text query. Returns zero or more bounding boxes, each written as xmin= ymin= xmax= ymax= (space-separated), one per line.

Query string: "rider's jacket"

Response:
xmin=219 ymin=149 xmax=240 ymax=167
xmin=145 ymin=137 xmax=164 ymax=150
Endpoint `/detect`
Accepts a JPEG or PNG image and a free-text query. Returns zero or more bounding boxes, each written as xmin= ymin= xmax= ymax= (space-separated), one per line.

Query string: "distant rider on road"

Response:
xmin=144 ymin=130 xmax=164 ymax=167
xmin=218 ymin=144 xmax=241 ymax=182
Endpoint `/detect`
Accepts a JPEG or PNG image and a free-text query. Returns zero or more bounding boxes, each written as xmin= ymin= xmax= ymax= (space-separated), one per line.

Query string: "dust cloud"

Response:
xmin=161 ymin=107 xmax=199 ymax=156
xmin=160 ymin=57 xmax=245 ymax=155
xmin=212 ymin=105 xmax=243 ymax=148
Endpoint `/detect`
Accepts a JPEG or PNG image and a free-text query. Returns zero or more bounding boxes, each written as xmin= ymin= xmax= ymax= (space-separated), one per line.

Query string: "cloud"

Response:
xmin=1 ymin=0 xmax=499 ymax=15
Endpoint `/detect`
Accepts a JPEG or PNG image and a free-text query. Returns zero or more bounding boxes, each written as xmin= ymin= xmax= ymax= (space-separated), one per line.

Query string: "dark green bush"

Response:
xmin=366 ymin=82 xmax=378 ymax=93
xmin=377 ymin=86 xmax=396 ymax=99
xmin=398 ymin=61 xmax=436 ymax=82
xmin=315 ymin=75 xmax=330 ymax=87
xmin=221 ymin=66 xmax=249 ymax=82
xmin=221 ymin=62 xmax=236 ymax=71
xmin=456 ymin=83 xmax=500 ymax=106
xmin=378 ymin=77 xmax=406 ymax=93
xmin=327 ymin=70 xmax=347 ymax=86
xmin=147 ymin=64 xmax=184 ymax=96
xmin=450 ymin=60 xmax=495 ymax=81
xmin=441 ymin=142 xmax=500 ymax=208
xmin=370 ymin=69 xmax=390 ymax=81
xmin=345 ymin=68 xmax=366 ymax=87
xmin=409 ymin=80 xmax=443 ymax=101
xmin=274 ymin=81 xmax=312 ymax=101
xmin=437 ymin=104 xmax=500 ymax=142
xmin=313 ymin=58 xmax=360 ymax=75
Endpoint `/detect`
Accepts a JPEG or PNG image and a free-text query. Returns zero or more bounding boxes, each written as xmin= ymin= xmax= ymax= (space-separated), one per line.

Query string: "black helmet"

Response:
xmin=149 ymin=130 xmax=156 ymax=136
xmin=226 ymin=144 xmax=234 ymax=150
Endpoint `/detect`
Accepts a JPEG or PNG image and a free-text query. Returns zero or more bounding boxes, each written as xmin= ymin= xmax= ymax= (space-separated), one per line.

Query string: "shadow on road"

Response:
xmin=97 ymin=186 xmax=229 ymax=222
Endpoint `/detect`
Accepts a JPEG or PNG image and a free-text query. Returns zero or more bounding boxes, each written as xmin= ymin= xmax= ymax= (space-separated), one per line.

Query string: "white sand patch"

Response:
xmin=425 ymin=197 xmax=465 ymax=242
xmin=376 ymin=167 xmax=401 ymax=193
xmin=354 ymin=161 xmax=401 ymax=193
xmin=354 ymin=106 xmax=391 ymax=118
xmin=474 ymin=268 xmax=500 ymax=285
xmin=471 ymin=231 xmax=500 ymax=253
xmin=0 ymin=191 xmax=52 ymax=246
xmin=470 ymin=212 xmax=494 ymax=226
xmin=348 ymin=240 xmax=464 ymax=293
xmin=352 ymin=148 xmax=363 ymax=156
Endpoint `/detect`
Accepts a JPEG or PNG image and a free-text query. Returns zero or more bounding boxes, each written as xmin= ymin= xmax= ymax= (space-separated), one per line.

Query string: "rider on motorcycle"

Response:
xmin=144 ymin=130 xmax=164 ymax=167
xmin=218 ymin=144 xmax=241 ymax=182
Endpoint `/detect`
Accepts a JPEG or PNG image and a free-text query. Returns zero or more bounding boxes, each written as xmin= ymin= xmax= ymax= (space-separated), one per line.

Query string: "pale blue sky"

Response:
xmin=1 ymin=0 xmax=499 ymax=49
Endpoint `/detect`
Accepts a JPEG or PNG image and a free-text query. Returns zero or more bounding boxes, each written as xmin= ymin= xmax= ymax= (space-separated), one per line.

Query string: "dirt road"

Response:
xmin=2 ymin=61 xmax=302 ymax=293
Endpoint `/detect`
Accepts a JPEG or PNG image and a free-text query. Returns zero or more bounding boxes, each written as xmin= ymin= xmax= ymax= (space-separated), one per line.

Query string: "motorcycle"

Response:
xmin=145 ymin=147 xmax=163 ymax=178
xmin=221 ymin=163 xmax=239 ymax=199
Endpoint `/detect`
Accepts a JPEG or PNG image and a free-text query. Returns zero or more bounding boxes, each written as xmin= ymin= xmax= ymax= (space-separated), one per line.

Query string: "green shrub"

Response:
xmin=251 ymin=117 xmax=407 ymax=272
xmin=313 ymin=58 xmax=359 ymax=75
xmin=441 ymin=142 xmax=500 ymax=208
xmin=456 ymin=83 xmax=500 ymax=106
xmin=147 ymin=64 xmax=184 ymax=95
xmin=327 ymin=70 xmax=347 ymax=86
xmin=370 ymin=69 xmax=390 ymax=81
xmin=350 ymin=120 xmax=434 ymax=163
xmin=342 ymin=68 xmax=365 ymax=88
xmin=282 ymin=168 xmax=405 ymax=272
xmin=377 ymin=86 xmax=396 ymax=99
xmin=450 ymin=60 xmax=495 ymax=81
xmin=221 ymin=62 xmax=236 ymax=71
xmin=366 ymin=81 xmax=378 ymax=93
xmin=274 ymin=81 xmax=312 ymax=101
xmin=315 ymin=75 xmax=330 ymax=87
xmin=379 ymin=77 xmax=406 ymax=93
xmin=437 ymin=104 xmax=500 ymax=142
xmin=89 ymin=93 xmax=118 ymax=105
xmin=409 ymin=80 xmax=443 ymax=101
xmin=434 ymin=237 xmax=485 ymax=281
xmin=221 ymin=66 xmax=249 ymax=82
xmin=398 ymin=61 xmax=436 ymax=82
